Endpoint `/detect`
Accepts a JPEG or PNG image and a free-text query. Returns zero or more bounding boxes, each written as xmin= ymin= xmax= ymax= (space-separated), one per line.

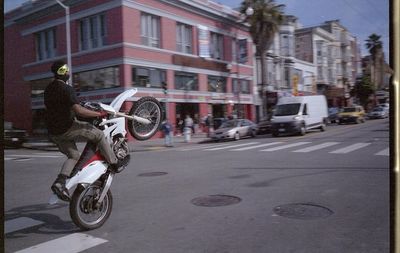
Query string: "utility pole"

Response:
xmin=55 ymin=0 xmax=72 ymax=85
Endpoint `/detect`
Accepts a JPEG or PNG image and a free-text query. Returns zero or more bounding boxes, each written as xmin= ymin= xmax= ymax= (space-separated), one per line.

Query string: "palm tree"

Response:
xmin=240 ymin=0 xmax=285 ymax=117
xmin=365 ymin=33 xmax=383 ymax=89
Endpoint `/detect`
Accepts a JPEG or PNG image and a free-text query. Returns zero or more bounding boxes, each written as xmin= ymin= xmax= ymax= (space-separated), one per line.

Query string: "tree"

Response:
xmin=350 ymin=76 xmax=375 ymax=110
xmin=365 ymin=33 xmax=383 ymax=89
xmin=240 ymin=0 xmax=285 ymax=117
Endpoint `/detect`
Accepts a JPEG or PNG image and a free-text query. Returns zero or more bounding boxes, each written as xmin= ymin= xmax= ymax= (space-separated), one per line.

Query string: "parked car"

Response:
xmin=212 ymin=118 xmax=227 ymax=130
xmin=257 ymin=117 xmax=271 ymax=134
xmin=4 ymin=121 xmax=28 ymax=148
xmin=328 ymin=107 xmax=340 ymax=124
xmin=338 ymin=105 xmax=366 ymax=124
xmin=367 ymin=107 xmax=388 ymax=119
xmin=210 ymin=119 xmax=258 ymax=141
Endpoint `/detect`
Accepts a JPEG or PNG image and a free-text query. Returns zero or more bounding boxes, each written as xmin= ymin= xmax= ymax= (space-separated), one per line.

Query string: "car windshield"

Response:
xmin=220 ymin=120 xmax=238 ymax=128
xmin=343 ymin=107 xmax=356 ymax=112
xmin=274 ymin=103 xmax=301 ymax=116
xmin=373 ymin=107 xmax=384 ymax=112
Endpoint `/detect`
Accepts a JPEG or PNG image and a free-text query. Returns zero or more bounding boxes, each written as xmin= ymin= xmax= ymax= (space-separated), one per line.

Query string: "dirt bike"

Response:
xmin=49 ymin=88 xmax=162 ymax=230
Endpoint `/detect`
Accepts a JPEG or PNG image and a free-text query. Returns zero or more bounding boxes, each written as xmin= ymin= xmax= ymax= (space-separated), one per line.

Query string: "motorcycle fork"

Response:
xmin=96 ymin=172 xmax=114 ymax=207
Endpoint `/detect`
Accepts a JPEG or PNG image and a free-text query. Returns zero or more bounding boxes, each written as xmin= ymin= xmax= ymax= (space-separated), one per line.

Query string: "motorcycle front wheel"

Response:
xmin=70 ymin=181 xmax=113 ymax=230
xmin=128 ymin=96 xmax=162 ymax=141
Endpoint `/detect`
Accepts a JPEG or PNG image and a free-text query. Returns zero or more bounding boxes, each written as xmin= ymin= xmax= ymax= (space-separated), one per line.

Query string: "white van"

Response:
xmin=270 ymin=95 xmax=328 ymax=136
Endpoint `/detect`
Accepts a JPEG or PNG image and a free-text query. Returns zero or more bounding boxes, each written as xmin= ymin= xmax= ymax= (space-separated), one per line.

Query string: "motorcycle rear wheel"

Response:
xmin=70 ymin=181 xmax=113 ymax=230
xmin=128 ymin=96 xmax=162 ymax=141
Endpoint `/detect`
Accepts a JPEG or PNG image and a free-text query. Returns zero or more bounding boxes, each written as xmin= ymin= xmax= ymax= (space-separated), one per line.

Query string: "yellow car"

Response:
xmin=338 ymin=106 xmax=366 ymax=124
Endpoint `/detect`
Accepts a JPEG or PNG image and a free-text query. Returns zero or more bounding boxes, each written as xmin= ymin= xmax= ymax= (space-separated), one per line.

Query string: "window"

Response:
xmin=208 ymin=76 xmax=226 ymax=93
xmin=35 ymin=28 xmax=56 ymax=60
xmin=175 ymin=71 xmax=198 ymax=90
xmin=141 ymin=13 xmax=161 ymax=48
xmin=73 ymin=66 xmax=120 ymax=91
xmin=31 ymin=77 xmax=53 ymax=97
xmin=210 ymin=32 xmax=224 ymax=60
xmin=233 ymin=79 xmax=250 ymax=94
xmin=176 ymin=23 xmax=192 ymax=54
xmin=132 ymin=67 xmax=166 ymax=88
xmin=79 ymin=14 xmax=106 ymax=50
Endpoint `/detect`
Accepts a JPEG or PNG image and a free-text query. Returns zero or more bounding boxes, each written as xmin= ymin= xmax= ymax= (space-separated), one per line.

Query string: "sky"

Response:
xmin=4 ymin=0 xmax=390 ymax=58
xmin=217 ymin=0 xmax=390 ymax=59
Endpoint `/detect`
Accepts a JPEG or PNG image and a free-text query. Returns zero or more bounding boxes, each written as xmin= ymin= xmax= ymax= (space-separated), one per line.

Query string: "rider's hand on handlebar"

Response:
xmin=99 ymin=111 xmax=109 ymax=118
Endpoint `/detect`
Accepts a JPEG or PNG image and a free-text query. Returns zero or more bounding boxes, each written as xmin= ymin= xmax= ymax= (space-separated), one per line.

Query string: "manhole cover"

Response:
xmin=191 ymin=195 xmax=241 ymax=207
xmin=273 ymin=203 xmax=333 ymax=220
xmin=138 ymin=172 xmax=168 ymax=177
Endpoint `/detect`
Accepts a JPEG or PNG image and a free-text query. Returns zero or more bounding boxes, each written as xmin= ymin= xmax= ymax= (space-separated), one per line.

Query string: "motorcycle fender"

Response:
xmin=65 ymin=161 xmax=108 ymax=191
xmin=110 ymin=88 xmax=137 ymax=112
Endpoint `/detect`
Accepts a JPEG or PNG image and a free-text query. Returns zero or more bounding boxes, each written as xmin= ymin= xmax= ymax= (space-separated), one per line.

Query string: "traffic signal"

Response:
xmin=162 ymin=82 xmax=168 ymax=94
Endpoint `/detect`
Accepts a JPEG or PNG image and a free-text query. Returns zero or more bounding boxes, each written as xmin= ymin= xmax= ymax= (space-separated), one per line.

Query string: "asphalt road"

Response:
xmin=4 ymin=118 xmax=390 ymax=253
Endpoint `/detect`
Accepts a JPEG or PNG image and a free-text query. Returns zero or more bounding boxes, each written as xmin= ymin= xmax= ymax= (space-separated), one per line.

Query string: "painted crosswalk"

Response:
xmin=5 ymin=217 xmax=44 ymax=234
xmin=15 ymin=233 xmax=107 ymax=253
xmin=4 ymin=154 xmax=63 ymax=162
xmin=5 ymin=217 xmax=108 ymax=253
xmin=292 ymin=142 xmax=340 ymax=153
xmin=329 ymin=143 xmax=371 ymax=154
xmin=177 ymin=141 xmax=389 ymax=156
xmin=260 ymin=142 xmax=311 ymax=151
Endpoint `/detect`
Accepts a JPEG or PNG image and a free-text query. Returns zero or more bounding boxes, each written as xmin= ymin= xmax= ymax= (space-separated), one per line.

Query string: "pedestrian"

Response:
xmin=161 ymin=120 xmax=174 ymax=147
xmin=185 ymin=115 xmax=194 ymax=134
xmin=44 ymin=60 xmax=125 ymax=200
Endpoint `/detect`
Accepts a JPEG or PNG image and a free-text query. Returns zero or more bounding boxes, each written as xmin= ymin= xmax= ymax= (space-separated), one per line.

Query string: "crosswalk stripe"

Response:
xmin=15 ymin=233 xmax=108 ymax=253
xmin=204 ymin=142 xmax=259 ymax=151
xmin=375 ymin=148 xmax=389 ymax=156
xmin=5 ymin=217 xmax=44 ymax=234
xmin=329 ymin=143 xmax=371 ymax=154
xmin=178 ymin=143 xmax=234 ymax=151
xmin=260 ymin=142 xmax=311 ymax=151
xmin=231 ymin=142 xmax=284 ymax=151
xmin=8 ymin=155 xmax=62 ymax=158
xmin=292 ymin=142 xmax=340 ymax=153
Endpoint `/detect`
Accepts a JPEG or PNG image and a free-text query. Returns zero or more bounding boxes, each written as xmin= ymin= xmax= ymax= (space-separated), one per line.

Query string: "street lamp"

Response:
xmin=55 ymin=0 xmax=72 ymax=85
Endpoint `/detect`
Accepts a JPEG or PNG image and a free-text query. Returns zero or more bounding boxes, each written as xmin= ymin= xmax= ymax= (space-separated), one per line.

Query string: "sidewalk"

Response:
xmin=22 ymin=133 xmax=211 ymax=151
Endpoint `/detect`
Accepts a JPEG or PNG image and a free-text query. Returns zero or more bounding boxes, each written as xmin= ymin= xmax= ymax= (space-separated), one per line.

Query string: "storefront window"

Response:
xmin=73 ymin=66 xmax=120 ymax=91
xmin=175 ymin=71 xmax=198 ymax=90
xmin=208 ymin=76 xmax=226 ymax=93
xmin=132 ymin=66 xmax=166 ymax=88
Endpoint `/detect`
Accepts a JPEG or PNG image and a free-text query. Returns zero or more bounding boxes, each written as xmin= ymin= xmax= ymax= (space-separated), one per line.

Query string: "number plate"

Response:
xmin=278 ymin=128 xmax=285 ymax=132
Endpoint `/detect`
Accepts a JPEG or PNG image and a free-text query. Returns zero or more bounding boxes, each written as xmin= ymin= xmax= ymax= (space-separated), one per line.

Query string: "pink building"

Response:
xmin=4 ymin=0 xmax=255 ymax=137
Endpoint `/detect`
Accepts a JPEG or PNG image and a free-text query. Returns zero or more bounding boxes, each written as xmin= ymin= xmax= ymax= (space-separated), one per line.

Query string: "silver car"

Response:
xmin=210 ymin=119 xmax=258 ymax=141
xmin=367 ymin=107 xmax=388 ymax=119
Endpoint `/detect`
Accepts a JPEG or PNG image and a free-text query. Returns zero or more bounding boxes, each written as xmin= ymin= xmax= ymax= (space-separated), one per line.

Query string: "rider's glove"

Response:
xmin=99 ymin=111 xmax=109 ymax=118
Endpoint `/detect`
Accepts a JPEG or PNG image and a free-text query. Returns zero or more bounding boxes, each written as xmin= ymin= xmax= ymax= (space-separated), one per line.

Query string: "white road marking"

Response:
xmin=231 ymin=142 xmax=284 ymax=151
xmin=260 ymin=142 xmax=311 ymax=151
xmin=178 ymin=143 xmax=234 ymax=151
xmin=292 ymin=142 xmax=340 ymax=153
xmin=15 ymin=233 xmax=108 ymax=253
xmin=329 ymin=143 xmax=371 ymax=154
xmin=204 ymin=142 xmax=259 ymax=151
xmin=8 ymin=155 xmax=62 ymax=158
xmin=375 ymin=148 xmax=389 ymax=156
xmin=5 ymin=217 xmax=44 ymax=234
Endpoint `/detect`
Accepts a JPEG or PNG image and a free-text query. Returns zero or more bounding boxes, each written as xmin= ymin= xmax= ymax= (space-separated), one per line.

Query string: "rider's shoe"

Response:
xmin=110 ymin=154 xmax=130 ymax=173
xmin=51 ymin=174 xmax=70 ymax=201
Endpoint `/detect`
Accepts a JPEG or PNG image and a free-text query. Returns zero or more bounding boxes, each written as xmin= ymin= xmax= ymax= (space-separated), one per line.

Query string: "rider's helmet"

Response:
xmin=51 ymin=60 xmax=70 ymax=82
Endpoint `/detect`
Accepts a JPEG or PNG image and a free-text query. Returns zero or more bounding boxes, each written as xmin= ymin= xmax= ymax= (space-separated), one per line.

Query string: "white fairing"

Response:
xmin=100 ymin=117 xmax=126 ymax=142
xmin=65 ymin=161 xmax=108 ymax=191
xmin=110 ymin=88 xmax=137 ymax=111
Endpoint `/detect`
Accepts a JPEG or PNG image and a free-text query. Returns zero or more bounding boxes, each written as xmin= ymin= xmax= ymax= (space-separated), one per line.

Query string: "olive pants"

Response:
xmin=51 ymin=119 xmax=118 ymax=177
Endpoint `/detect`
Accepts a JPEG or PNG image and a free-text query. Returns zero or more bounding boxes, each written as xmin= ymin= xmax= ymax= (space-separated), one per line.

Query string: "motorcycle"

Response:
xmin=49 ymin=88 xmax=162 ymax=230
